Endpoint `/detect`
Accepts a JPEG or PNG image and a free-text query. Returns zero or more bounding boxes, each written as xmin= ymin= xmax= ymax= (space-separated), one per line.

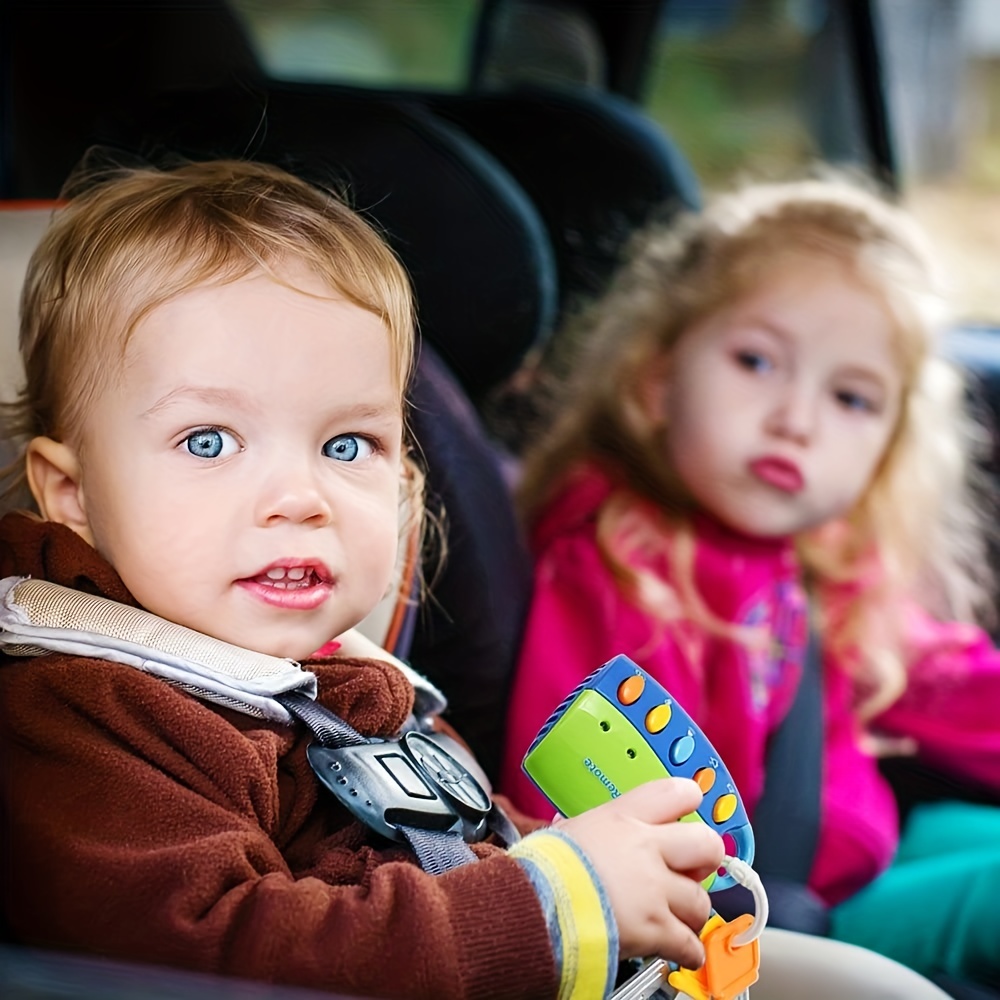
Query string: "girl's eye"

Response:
xmin=735 ymin=350 xmax=773 ymax=373
xmin=835 ymin=389 xmax=878 ymax=413
xmin=183 ymin=428 xmax=240 ymax=459
xmin=322 ymin=434 xmax=374 ymax=462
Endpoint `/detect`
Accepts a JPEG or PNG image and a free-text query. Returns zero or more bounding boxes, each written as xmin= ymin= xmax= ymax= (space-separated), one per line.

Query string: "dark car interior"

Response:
xmin=2 ymin=1 xmax=999 ymax=997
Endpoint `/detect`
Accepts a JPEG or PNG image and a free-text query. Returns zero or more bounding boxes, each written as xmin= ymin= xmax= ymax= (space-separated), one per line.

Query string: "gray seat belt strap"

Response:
xmin=275 ymin=690 xmax=368 ymax=748
xmin=749 ymin=623 xmax=824 ymax=883
xmin=398 ymin=826 xmax=478 ymax=874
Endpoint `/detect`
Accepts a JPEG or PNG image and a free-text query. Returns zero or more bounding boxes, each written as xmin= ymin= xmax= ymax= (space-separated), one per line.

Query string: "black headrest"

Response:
xmin=424 ymin=84 xmax=701 ymax=316
xmin=100 ymin=83 xmax=558 ymax=400
xmin=2 ymin=0 xmax=263 ymax=199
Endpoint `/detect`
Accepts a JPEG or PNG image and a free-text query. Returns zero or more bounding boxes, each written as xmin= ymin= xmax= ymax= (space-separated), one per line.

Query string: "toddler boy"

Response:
xmin=0 ymin=159 xmax=721 ymax=999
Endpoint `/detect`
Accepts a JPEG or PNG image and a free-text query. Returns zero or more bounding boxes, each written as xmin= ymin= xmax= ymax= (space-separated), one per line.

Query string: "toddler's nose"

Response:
xmin=256 ymin=463 xmax=333 ymax=526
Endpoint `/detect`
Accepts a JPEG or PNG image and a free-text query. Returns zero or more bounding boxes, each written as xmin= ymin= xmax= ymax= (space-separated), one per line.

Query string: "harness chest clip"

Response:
xmin=307 ymin=730 xmax=493 ymax=844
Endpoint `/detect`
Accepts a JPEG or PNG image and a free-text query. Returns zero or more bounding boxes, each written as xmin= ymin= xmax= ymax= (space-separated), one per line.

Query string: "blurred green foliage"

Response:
xmin=231 ymin=0 xmax=478 ymax=87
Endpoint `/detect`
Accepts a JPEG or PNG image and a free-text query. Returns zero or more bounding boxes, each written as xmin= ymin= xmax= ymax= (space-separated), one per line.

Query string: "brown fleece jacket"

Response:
xmin=0 ymin=512 xmax=557 ymax=999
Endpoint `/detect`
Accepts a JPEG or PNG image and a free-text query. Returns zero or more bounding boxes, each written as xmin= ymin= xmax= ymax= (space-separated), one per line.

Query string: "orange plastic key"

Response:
xmin=666 ymin=915 xmax=722 ymax=1000
xmin=703 ymin=913 xmax=759 ymax=1000
xmin=666 ymin=912 xmax=759 ymax=1000
xmin=667 ymin=959 xmax=711 ymax=1000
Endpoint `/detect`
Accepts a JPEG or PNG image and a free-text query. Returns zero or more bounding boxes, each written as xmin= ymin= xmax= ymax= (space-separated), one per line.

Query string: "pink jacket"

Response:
xmin=501 ymin=466 xmax=1000 ymax=905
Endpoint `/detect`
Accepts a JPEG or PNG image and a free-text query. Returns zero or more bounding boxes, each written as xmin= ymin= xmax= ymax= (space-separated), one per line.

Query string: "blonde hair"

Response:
xmin=520 ymin=176 xmax=994 ymax=716
xmin=2 ymin=157 xmax=426 ymax=549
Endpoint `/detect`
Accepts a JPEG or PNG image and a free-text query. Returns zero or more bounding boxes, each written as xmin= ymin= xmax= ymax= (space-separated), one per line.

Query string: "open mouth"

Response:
xmin=249 ymin=565 xmax=327 ymax=590
xmin=237 ymin=562 xmax=334 ymax=610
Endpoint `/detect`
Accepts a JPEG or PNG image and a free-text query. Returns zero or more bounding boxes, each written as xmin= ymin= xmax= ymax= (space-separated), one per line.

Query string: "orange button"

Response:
xmin=713 ymin=793 xmax=737 ymax=824
xmin=617 ymin=674 xmax=645 ymax=705
xmin=693 ymin=767 xmax=716 ymax=793
xmin=645 ymin=703 xmax=672 ymax=733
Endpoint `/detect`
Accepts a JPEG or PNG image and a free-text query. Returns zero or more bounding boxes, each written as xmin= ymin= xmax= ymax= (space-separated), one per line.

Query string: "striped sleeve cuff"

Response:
xmin=509 ymin=828 xmax=618 ymax=1000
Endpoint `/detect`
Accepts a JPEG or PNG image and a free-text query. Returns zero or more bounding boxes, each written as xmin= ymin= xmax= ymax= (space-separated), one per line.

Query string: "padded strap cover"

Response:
xmin=0 ymin=575 xmax=448 ymax=724
xmin=0 ymin=575 xmax=316 ymax=722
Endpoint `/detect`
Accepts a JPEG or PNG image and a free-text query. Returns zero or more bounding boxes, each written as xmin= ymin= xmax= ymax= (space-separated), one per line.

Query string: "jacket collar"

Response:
xmin=0 ymin=511 xmax=136 ymax=605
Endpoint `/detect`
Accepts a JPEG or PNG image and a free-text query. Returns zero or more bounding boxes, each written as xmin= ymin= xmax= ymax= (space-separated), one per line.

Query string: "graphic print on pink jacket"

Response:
xmin=501 ymin=465 xmax=1000 ymax=906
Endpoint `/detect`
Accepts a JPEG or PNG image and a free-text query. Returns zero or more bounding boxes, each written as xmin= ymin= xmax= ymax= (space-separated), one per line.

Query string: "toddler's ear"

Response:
xmin=25 ymin=437 xmax=95 ymax=546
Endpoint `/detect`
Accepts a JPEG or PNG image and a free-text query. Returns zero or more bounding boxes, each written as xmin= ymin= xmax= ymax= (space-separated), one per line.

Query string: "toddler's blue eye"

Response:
xmin=183 ymin=428 xmax=239 ymax=459
xmin=323 ymin=434 xmax=374 ymax=462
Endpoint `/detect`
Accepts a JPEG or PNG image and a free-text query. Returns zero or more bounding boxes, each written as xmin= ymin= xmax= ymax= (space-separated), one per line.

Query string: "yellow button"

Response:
xmin=617 ymin=674 xmax=645 ymax=705
xmin=644 ymin=703 xmax=672 ymax=733
xmin=693 ymin=767 xmax=716 ymax=793
xmin=712 ymin=793 xmax=737 ymax=824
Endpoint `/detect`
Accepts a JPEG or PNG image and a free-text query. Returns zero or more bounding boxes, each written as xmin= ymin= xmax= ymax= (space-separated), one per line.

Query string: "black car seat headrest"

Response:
xmin=425 ymin=83 xmax=700 ymax=320
xmin=101 ymin=83 xmax=557 ymax=401
xmin=3 ymin=0 xmax=264 ymax=200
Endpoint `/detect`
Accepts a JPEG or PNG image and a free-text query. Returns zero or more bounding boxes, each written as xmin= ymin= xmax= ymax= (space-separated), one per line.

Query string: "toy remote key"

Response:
xmin=523 ymin=654 xmax=754 ymax=890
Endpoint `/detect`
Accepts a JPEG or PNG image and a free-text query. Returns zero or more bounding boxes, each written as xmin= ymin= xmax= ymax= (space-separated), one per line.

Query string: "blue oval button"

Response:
xmin=669 ymin=734 xmax=695 ymax=766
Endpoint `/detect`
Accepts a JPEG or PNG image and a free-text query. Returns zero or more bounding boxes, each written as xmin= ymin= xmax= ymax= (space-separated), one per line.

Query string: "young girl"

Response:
xmin=501 ymin=177 xmax=1000 ymax=990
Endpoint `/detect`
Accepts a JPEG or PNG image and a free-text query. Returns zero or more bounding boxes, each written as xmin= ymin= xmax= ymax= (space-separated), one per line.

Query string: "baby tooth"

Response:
xmin=287 ymin=567 xmax=306 ymax=581
xmin=266 ymin=567 xmax=286 ymax=580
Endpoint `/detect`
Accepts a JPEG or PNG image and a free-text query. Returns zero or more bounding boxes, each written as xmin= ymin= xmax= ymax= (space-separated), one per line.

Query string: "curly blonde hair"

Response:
xmin=520 ymin=176 xmax=995 ymax=716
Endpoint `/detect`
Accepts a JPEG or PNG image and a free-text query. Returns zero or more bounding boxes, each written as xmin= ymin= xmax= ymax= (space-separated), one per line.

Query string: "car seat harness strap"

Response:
xmin=0 ymin=575 xmax=509 ymax=874
xmin=276 ymin=688 xmax=498 ymax=872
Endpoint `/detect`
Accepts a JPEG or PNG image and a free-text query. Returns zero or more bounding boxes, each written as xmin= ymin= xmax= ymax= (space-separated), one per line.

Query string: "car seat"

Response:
xmin=424 ymin=85 xmax=701 ymax=323
xmin=1 ymin=0 xmax=264 ymax=200
xmin=90 ymin=81 xmax=563 ymax=780
xmin=99 ymin=81 xmax=558 ymax=406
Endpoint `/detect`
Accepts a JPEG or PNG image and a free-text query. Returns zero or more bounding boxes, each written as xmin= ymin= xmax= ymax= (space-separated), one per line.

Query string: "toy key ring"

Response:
xmin=718 ymin=856 xmax=768 ymax=947
xmin=609 ymin=861 xmax=767 ymax=1000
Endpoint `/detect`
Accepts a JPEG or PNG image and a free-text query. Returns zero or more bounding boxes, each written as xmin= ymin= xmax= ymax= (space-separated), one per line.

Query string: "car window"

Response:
xmin=644 ymin=0 xmax=999 ymax=327
xmin=643 ymin=0 xmax=869 ymax=186
xmin=876 ymin=0 xmax=1000 ymax=326
xmin=229 ymin=0 xmax=479 ymax=88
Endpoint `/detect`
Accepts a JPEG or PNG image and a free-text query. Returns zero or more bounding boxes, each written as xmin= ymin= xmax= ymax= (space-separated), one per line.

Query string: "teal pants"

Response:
xmin=831 ymin=801 xmax=1000 ymax=988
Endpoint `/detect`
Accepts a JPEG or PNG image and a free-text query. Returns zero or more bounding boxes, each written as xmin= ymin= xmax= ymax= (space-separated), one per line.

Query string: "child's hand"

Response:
xmin=557 ymin=778 xmax=724 ymax=968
